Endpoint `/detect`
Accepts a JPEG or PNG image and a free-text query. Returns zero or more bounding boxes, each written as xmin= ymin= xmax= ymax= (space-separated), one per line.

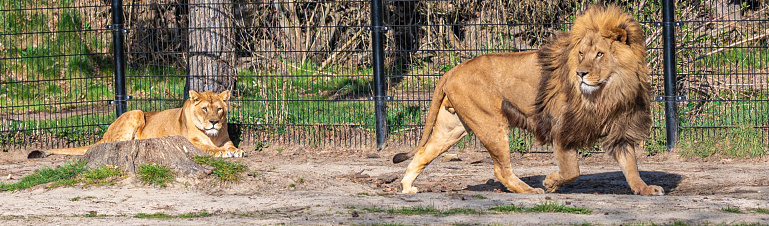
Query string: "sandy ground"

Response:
xmin=0 ymin=145 xmax=768 ymax=225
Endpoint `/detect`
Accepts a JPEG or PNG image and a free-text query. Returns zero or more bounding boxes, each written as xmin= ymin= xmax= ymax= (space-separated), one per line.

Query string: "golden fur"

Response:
xmin=393 ymin=5 xmax=663 ymax=195
xmin=45 ymin=90 xmax=244 ymax=158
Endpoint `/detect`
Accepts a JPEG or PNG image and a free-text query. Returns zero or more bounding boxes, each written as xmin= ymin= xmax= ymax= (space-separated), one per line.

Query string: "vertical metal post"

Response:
xmin=370 ymin=0 xmax=388 ymax=150
xmin=662 ymin=0 xmax=679 ymax=149
xmin=111 ymin=0 xmax=128 ymax=117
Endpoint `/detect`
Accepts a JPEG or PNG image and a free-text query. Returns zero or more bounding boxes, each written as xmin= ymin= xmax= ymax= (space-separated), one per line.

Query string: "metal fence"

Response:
xmin=1 ymin=0 xmax=767 ymax=154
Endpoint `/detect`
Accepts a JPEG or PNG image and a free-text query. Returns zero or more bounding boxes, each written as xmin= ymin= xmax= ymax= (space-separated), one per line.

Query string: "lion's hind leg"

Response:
xmin=400 ymin=102 xmax=468 ymax=194
xmin=44 ymin=110 xmax=145 ymax=156
xmin=99 ymin=110 xmax=146 ymax=142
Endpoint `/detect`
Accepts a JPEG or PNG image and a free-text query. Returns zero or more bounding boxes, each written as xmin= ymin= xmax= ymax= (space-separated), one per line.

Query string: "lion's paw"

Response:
xmin=637 ymin=185 xmax=664 ymax=196
xmin=402 ymin=186 xmax=418 ymax=194
xmin=529 ymin=188 xmax=545 ymax=194
xmin=212 ymin=148 xmax=245 ymax=158
xmin=543 ymin=172 xmax=562 ymax=193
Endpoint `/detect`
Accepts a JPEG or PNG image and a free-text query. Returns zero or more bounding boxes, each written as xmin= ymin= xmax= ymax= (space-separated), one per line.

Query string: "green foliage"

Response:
xmin=192 ymin=155 xmax=248 ymax=182
xmin=136 ymin=164 xmax=174 ymax=187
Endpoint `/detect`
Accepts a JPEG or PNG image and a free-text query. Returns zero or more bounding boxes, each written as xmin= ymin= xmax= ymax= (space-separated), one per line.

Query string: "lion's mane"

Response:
xmin=533 ymin=5 xmax=652 ymax=156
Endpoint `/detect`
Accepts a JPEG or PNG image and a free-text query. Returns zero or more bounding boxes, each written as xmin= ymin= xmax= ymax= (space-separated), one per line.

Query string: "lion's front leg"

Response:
xmin=543 ymin=144 xmax=580 ymax=193
xmin=612 ymin=144 xmax=664 ymax=195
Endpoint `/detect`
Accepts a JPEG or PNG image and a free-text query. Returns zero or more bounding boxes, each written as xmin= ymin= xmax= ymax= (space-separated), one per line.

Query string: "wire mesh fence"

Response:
xmin=1 ymin=0 xmax=767 ymax=155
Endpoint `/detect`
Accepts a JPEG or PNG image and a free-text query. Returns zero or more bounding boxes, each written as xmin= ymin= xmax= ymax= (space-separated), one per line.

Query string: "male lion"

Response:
xmin=393 ymin=5 xmax=664 ymax=195
xmin=44 ymin=90 xmax=244 ymax=158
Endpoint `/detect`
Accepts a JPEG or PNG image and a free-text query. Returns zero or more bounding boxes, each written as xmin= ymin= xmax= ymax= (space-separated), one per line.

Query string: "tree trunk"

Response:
xmin=84 ymin=136 xmax=212 ymax=178
xmin=188 ymin=0 xmax=235 ymax=93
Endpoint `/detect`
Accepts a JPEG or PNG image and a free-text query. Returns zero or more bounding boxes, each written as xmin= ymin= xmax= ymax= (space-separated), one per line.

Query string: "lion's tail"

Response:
xmin=43 ymin=146 xmax=91 ymax=156
xmin=392 ymin=73 xmax=449 ymax=164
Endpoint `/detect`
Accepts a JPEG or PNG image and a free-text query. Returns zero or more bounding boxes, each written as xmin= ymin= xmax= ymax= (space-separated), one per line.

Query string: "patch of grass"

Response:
xmin=750 ymin=208 xmax=769 ymax=214
xmin=192 ymin=155 xmax=248 ymax=182
xmin=178 ymin=212 xmax=211 ymax=218
xmin=489 ymin=204 xmax=524 ymax=213
xmin=362 ymin=206 xmax=479 ymax=216
xmin=473 ymin=194 xmax=487 ymax=199
xmin=0 ymin=161 xmax=87 ymax=191
xmin=722 ymin=207 xmax=744 ymax=213
xmin=490 ymin=201 xmax=591 ymax=214
xmin=70 ymin=196 xmax=81 ymax=201
xmin=135 ymin=213 xmax=174 ymax=219
xmin=136 ymin=164 xmax=174 ymax=187
xmin=80 ymin=165 xmax=126 ymax=186
xmin=527 ymin=201 xmax=592 ymax=214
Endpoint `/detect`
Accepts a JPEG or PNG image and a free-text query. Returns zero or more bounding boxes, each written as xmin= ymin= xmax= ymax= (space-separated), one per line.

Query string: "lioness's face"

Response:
xmin=574 ymin=32 xmax=617 ymax=94
xmin=189 ymin=90 xmax=230 ymax=136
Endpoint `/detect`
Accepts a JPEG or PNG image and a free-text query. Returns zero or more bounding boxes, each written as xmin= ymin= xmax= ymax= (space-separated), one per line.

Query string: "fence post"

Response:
xmin=662 ymin=0 xmax=679 ymax=150
xmin=111 ymin=0 xmax=128 ymax=117
xmin=370 ymin=0 xmax=389 ymax=150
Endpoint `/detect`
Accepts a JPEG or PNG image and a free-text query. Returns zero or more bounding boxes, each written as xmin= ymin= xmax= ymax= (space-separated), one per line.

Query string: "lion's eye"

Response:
xmin=579 ymin=51 xmax=584 ymax=57
xmin=596 ymin=52 xmax=603 ymax=58
xmin=217 ymin=108 xmax=223 ymax=113
xmin=202 ymin=107 xmax=208 ymax=113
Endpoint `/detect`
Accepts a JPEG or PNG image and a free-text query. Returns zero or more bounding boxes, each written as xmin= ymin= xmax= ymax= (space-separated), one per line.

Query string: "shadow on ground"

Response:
xmin=465 ymin=171 xmax=682 ymax=195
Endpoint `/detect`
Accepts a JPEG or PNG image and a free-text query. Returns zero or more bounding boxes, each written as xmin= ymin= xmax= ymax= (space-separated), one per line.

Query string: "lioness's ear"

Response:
xmin=218 ymin=90 xmax=231 ymax=101
xmin=611 ymin=27 xmax=628 ymax=44
xmin=189 ymin=90 xmax=201 ymax=101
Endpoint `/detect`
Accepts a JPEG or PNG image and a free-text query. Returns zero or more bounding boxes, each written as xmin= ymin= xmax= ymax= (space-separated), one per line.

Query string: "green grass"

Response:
xmin=0 ymin=161 xmax=87 ymax=191
xmin=488 ymin=204 xmax=524 ymax=213
xmin=722 ymin=207 xmax=744 ymax=213
xmin=526 ymin=201 xmax=592 ymax=214
xmin=135 ymin=213 xmax=175 ymax=219
xmin=0 ymin=162 xmax=125 ymax=191
xmin=751 ymin=208 xmax=769 ymax=214
xmin=136 ymin=164 xmax=174 ymax=187
xmin=362 ymin=206 xmax=480 ymax=216
xmin=134 ymin=211 xmax=211 ymax=219
xmin=192 ymin=155 xmax=247 ymax=182
xmin=489 ymin=201 xmax=592 ymax=214
xmin=358 ymin=201 xmax=591 ymax=217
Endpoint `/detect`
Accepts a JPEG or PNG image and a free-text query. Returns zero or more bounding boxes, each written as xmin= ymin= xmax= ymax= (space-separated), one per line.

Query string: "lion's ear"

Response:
xmin=218 ymin=90 xmax=231 ymax=101
xmin=189 ymin=90 xmax=201 ymax=101
xmin=611 ymin=27 xmax=628 ymax=44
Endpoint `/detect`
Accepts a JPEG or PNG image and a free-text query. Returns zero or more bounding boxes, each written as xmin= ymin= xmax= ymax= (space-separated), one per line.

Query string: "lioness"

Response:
xmin=393 ymin=5 xmax=664 ymax=195
xmin=45 ymin=90 xmax=244 ymax=158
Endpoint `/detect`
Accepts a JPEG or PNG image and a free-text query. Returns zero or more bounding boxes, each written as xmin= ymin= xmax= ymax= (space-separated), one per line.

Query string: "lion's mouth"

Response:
xmin=204 ymin=128 xmax=219 ymax=136
xmin=580 ymin=82 xmax=601 ymax=94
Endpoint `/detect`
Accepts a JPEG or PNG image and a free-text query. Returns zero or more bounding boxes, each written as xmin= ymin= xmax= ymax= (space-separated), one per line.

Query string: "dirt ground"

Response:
xmin=0 ymin=145 xmax=768 ymax=225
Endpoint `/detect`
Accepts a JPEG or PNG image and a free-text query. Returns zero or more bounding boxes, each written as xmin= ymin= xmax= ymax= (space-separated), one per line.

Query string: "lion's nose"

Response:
xmin=576 ymin=71 xmax=589 ymax=78
xmin=209 ymin=120 xmax=219 ymax=125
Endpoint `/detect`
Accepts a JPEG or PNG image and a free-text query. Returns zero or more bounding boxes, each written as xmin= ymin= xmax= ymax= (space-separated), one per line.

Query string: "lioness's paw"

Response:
xmin=402 ymin=186 xmax=418 ymax=194
xmin=637 ymin=185 xmax=664 ymax=196
xmin=226 ymin=148 xmax=245 ymax=158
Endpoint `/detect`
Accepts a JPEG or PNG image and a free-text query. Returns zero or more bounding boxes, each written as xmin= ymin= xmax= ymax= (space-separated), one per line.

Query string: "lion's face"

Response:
xmin=188 ymin=90 xmax=230 ymax=137
xmin=573 ymin=32 xmax=617 ymax=94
